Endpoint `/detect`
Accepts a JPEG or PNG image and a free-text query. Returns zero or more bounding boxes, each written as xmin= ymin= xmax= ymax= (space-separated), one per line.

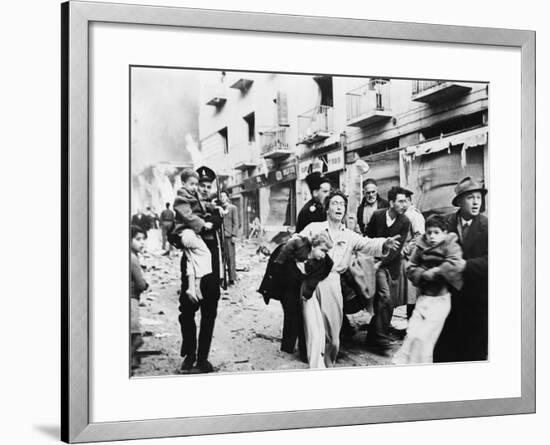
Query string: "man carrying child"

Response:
xmin=392 ymin=214 xmax=465 ymax=364
xmin=172 ymin=166 xmax=223 ymax=373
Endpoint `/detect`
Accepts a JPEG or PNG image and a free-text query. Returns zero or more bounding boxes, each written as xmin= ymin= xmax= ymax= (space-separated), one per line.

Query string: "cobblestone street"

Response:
xmin=133 ymin=230 xmax=406 ymax=376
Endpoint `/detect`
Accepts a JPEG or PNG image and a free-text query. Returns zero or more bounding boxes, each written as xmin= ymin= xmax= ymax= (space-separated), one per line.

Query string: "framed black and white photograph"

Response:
xmin=62 ymin=1 xmax=535 ymax=442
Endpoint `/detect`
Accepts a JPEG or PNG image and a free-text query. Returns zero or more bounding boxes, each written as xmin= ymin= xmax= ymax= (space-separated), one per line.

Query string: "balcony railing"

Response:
xmin=411 ymin=80 xmax=472 ymax=104
xmin=260 ymin=127 xmax=292 ymax=160
xmin=346 ymin=79 xmax=392 ymax=127
xmin=298 ymin=105 xmax=334 ymax=144
xmin=412 ymin=80 xmax=444 ymax=95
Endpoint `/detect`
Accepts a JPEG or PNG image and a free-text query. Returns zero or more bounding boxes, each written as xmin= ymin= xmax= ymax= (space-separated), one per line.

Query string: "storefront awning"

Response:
xmin=402 ymin=126 xmax=488 ymax=158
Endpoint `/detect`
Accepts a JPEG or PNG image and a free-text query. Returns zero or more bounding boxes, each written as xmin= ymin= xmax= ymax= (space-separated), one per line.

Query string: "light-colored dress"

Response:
xmin=299 ymin=221 xmax=386 ymax=368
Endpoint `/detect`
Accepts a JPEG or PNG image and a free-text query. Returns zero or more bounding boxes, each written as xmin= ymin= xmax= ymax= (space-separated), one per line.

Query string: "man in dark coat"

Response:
xmin=160 ymin=202 xmax=175 ymax=253
xmin=176 ymin=166 xmax=223 ymax=373
xmin=357 ymin=178 xmax=390 ymax=235
xmin=365 ymin=186 xmax=411 ymax=354
xmin=434 ymin=177 xmax=488 ymax=362
xmin=295 ymin=172 xmax=332 ymax=233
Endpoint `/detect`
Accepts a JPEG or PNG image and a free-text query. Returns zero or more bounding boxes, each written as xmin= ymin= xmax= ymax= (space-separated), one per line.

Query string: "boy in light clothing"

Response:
xmin=392 ymin=214 xmax=465 ymax=364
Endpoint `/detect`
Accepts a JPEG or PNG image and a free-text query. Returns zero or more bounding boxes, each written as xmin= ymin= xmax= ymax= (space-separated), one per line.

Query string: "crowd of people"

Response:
xmin=259 ymin=172 xmax=488 ymax=369
xmin=129 ymin=165 xmax=489 ymax=374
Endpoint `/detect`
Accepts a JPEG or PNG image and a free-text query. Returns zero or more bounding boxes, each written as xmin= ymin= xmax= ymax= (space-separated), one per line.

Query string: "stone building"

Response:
xmin=197 ymin=70 xmax=488 ymax=238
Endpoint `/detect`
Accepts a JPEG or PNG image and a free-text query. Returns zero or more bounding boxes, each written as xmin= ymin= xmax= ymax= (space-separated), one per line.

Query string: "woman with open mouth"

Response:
xmin=297 ymin=190 xmax=401 ymax=368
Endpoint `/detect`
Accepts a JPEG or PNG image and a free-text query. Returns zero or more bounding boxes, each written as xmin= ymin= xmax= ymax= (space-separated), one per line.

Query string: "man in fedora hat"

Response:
xmin=434 ymin=176 xmax=488 ymax=362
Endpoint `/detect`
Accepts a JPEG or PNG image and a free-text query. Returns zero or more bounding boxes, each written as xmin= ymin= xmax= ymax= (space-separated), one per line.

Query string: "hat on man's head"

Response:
xmin=402 ymin=187 xmax=414 ymax=198
xmin=304 ymin=172 xmax=323 ymax=192
xmin=451 ymin=176 xmax=487 ymax=207
xmin=196 ymin=166 xmax=216 ymax=183
xmin=305 ymin=172 xmax=332 ymax=193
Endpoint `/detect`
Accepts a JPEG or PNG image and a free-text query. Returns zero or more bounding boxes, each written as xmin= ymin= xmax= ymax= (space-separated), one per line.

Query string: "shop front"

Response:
xmin=229 ymin=164 xmax=298 ymax=239
xmin=261 ymin=165 xmax=297 ymax=237
xmin=298 ymin=148 xmax=345 ymax=206
xmin=400 ymin=126 xmax=488 ymax=215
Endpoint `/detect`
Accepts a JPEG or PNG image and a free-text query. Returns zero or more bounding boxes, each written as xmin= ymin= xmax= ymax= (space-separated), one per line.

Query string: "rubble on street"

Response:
xmin=133 ymin=231 xmax=405 ymax=376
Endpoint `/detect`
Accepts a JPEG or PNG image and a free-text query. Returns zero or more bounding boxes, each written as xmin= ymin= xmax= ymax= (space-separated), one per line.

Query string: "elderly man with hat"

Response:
xmin=357 ymin=178 xmax=389 ymax=236
xmin=175 ymin=165 xmax=224 ymax=373
xmin=434 ymin=176 xmax=488 ymax=362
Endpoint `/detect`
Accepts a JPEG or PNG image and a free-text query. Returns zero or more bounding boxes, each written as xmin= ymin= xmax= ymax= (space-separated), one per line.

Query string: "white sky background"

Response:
xmin=131 ymin=67 xmax=199 ymax=174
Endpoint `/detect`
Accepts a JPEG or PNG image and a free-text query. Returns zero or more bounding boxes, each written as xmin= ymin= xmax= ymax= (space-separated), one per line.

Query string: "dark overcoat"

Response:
xmin=357 ymin=196 xmax=389 ymax=235
xmin=365 ymin=209 xmax=410 ymax=280
xmin=434 ymin=212 xmax=489 ymax=362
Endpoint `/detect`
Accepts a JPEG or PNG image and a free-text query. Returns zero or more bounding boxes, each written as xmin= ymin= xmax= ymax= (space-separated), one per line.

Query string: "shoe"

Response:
xmin=180 ymin=356 xmax=195 ymax=371
xmin=340 ymin=317 xmax=356 ymax=338
xmin=280 ymin=345 xmax=294 ymax=354
xmin=364 ymin=340 xmax=392 ymax=357
xmin=196 ymin=360 xmax=215 ymax=373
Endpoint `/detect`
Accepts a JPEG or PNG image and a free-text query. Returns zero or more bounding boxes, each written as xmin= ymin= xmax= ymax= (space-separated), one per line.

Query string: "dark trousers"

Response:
xmin=161 ymin=221 xmax=173 ymax=250
xmin=223 ymin=237 xmax=237 ymax=282
xmin=434 ymin=288 xmax=488 ymax=362
xmin=280 ymin=294 xmax=306 ymax=359
xmin=178 ymin=238 xmax=220 ymax=362
xmin=367 ymin=267 xmax=396 ymax=347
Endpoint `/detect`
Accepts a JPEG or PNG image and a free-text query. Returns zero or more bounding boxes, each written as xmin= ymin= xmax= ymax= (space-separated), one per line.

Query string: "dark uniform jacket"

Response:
xmin=357 ymin=196 xmax=389 ymax=235
xmin=434 ymin=212 xmax=489 ymax=362
xmin=365 ymin=209 xmax=411 ymax=279
xmin=295 ymin=198 xmax=326 ymax=233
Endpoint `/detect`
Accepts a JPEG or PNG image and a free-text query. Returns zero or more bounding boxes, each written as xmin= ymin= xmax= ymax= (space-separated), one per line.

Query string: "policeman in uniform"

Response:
xmin=177 ymin=166 xmax=223 ymax=373
xmin=295 ymin=172 xmax=332 ymax=233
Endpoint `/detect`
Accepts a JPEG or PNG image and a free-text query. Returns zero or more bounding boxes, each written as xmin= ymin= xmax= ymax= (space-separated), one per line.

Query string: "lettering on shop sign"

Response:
xmin=327 ymin=150 xmax=344 ymax=172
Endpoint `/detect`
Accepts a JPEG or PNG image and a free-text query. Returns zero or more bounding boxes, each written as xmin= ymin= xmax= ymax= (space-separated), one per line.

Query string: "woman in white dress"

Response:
xmin=299 ymin=191 xmax=401 ymax=368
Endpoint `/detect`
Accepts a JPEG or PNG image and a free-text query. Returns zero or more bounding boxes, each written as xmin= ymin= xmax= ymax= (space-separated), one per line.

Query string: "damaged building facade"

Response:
xmin=197 ymin=70 xmax=488 ymax=238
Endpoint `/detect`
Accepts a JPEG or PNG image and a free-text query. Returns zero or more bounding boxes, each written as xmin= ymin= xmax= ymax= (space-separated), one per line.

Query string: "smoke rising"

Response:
xmin=131 ymin=68 xmax=199 ymax=174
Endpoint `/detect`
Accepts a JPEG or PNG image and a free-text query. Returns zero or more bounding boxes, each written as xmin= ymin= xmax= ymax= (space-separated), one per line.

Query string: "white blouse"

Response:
xmin=299 ymin=221 xmax=386 ymax=271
